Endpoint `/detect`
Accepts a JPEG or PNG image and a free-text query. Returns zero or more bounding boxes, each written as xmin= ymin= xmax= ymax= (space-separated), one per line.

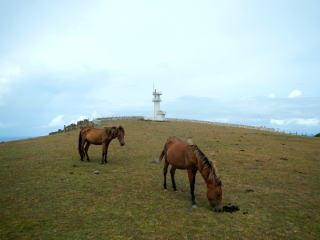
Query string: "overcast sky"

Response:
xmin=0 ymin=0 xmax=319 ymax=138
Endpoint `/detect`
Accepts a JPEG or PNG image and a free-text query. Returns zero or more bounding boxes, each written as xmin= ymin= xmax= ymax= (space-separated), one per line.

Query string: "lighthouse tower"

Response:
xmin=152 ymin=89 xmax=166 ymax=121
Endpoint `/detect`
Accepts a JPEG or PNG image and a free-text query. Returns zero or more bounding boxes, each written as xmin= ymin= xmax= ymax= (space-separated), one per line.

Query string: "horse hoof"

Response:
xmin=192 ymin=205 xmax=198 ymax=209
xmin=163 ymin=189 xmax=167 ymax=192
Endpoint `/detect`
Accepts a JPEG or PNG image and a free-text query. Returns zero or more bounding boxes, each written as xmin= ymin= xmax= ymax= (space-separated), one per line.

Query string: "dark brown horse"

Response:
xmin=159 ymin=137 xmax=222 ymax=211
xmin=78 ymin=126 xmax=125 ymax=164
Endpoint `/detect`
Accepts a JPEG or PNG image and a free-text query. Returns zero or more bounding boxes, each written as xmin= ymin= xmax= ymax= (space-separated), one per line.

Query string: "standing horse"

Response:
xmin=159 ymin=136 xmax=222 ymax=211
xmin=78 ymin=126 xmax=125 ymax=164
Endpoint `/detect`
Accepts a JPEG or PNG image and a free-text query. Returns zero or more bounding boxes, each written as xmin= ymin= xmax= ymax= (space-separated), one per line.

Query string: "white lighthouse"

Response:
xmin=151 ymin=89 xmax=166 ymax=121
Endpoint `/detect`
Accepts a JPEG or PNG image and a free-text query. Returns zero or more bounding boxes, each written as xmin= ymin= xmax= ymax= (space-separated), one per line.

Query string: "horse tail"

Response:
xmin=159 ymin=140 xmax=169 ymax=162
xmin=78 ymin=130 xmax=83 ymax=156
xmin=159 ymin=149 xmax=165 ymax=162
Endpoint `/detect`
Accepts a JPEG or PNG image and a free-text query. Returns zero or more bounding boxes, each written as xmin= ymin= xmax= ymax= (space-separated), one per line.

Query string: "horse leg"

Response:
xmin=84 ymin=142 xmax=90 ymax=162
xmin=163 ymin=161 xmax=169 ymax=190
xmin=104 ymin=147 xmax=108 ymax=164
xmin=102 ymin=144 xmax=106 ymax=164
xmin=80 ymin=149 xmax=84 ymax=161
xmin=170 ymin=167 xmax=177 ymax=191
xmin=79 ymin=145 xmax=84 ymax=161
xmin=102 ymin=142 xmax=110 ymax=164
xmin=188 ymin=169 xmax=197 ymax=207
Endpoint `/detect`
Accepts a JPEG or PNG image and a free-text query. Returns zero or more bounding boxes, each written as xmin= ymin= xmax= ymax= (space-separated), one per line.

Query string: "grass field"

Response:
xmin=0 ymin=119 xmax=319 ymax=239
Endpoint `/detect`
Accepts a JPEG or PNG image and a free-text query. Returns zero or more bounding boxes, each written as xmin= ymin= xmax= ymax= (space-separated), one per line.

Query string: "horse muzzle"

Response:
xmin=212 ymin=206 xmax=222 ymax=213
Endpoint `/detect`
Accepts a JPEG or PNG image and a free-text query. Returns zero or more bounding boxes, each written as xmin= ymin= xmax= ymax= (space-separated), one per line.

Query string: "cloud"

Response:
xmin=270 ymin=119 xmax=285 ymax=125
xmin=294 ymin=118 xmax=319 ymax=126
xmin=0 ymin=78 xmax=10 ymax=105
xmin=288 ymin=90 xmax=302 ymax=98
xmin=267 ymin=93 xmax=276 ymax=99
xmin=0 ymin=61 xmax=22 ymax=104
xmin=163 ymin=95 xmax=320 ymax=134
xmin=76 ymin=115 xmax=88 ymax=122
xmin=48 ymin=114 xmax=65 ymax=127
xmin=67 ymin=115 xmax=88 ymax=125
xmin=270 ymin=118 xmax=319 ymax=127
xmin=1 ymin=1 xmax=320 ymax=137
xmin=67 ymin=113 xmax=104 ymax=125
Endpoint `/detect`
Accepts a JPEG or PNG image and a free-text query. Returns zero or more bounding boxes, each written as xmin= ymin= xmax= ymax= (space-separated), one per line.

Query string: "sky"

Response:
xmin=0 ymin=0 xmax=319 ymax=138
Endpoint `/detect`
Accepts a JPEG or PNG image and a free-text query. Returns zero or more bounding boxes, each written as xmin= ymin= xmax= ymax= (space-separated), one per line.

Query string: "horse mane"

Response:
xmin=104 ymin=126 xmax=117 ymax=138
xmin=103 ymin=126 xmax=125 ymax=139
xmin=192 ymin=145 xmax=221 ymax=185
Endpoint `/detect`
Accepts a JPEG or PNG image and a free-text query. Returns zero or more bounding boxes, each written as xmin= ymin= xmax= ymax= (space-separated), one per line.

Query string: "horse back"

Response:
xmin=165 ymin=137 xmax=197 ymax=169
xmin=82 ymin=127 xmax=104 ymax=145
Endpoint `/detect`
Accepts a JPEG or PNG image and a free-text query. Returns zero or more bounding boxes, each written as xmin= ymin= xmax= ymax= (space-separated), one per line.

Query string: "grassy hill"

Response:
xmin=0 ymin=119 xmax=319 ymax=239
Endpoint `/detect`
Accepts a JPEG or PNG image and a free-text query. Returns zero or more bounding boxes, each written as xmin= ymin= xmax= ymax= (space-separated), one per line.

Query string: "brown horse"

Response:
xmin=159 ymin=136 xmax=222 ymax=211
xmin=78 ymin=126 xmax=125 ymax=164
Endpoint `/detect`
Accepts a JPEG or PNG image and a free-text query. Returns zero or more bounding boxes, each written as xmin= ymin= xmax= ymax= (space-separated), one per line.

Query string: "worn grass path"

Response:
xmin=0 ymin=120 xmax=319 ymax=239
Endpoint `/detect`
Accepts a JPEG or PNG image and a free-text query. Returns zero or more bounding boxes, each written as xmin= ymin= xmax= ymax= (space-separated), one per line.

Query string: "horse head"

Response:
xmin=207 ymin=177 xmax=222 ymax=212
xmin=117 ymin=126 xmax=125 ymax=146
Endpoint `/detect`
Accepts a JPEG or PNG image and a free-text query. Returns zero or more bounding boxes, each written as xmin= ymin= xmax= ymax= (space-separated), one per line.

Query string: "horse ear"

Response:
xmin=118 ymin=126 xmax=124 ymax=133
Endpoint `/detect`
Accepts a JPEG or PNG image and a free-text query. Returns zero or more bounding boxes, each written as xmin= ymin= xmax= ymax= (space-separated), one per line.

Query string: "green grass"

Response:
xmin=0 ymin=119 xmax=319 ymax=239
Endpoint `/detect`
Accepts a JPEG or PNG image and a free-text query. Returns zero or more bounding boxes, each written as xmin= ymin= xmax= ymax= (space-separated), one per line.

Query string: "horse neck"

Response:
xmin=193 ymin=146 xmax=219 ymax=185
xmin=102 ymin=128 xmax=116 ymax=143
xmin=198 ymin=164 xmax=218 ymax=186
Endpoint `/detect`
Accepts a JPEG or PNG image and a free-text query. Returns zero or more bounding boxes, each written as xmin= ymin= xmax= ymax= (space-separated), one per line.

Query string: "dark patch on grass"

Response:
xmin=222 ymin=205 xmax=240 ymax=213
xmin=280 ymin=157 xmax=288 ymax=160
xmin=245 ymin=189 xmax=254 ymax=193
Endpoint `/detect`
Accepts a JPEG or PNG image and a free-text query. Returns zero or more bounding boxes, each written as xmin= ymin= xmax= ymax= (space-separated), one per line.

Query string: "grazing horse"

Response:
xmin=159 ymin=137 xmax=222 ymax=211
xmin=78 ymin=126 xmax=125 ymax=164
